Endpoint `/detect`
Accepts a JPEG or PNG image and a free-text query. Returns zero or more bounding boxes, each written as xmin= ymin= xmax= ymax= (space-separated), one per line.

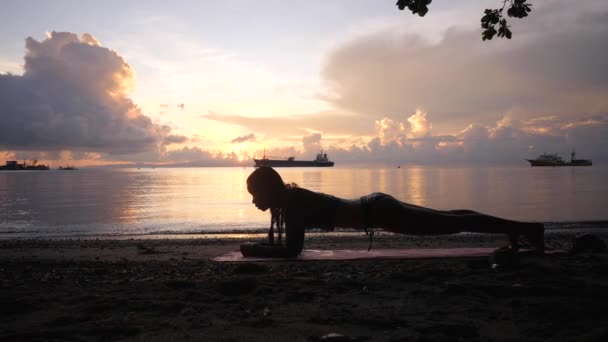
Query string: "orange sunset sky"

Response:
xmin=1 ymin=0 xmax=607 ymax=167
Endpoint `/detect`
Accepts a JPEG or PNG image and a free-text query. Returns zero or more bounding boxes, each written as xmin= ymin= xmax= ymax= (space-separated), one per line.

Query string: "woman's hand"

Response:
xmin=240 ymin=242 xmax=300 ymax=258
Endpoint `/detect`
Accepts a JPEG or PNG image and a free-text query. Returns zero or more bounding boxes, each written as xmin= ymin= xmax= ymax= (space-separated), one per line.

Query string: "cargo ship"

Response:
xmin=254 ymin=150 xmax=334 ymax=167
xmin=527 ymin=151 xmax=592 ymax=167
xmin=0 ymin=160 xmax=50 ymax=170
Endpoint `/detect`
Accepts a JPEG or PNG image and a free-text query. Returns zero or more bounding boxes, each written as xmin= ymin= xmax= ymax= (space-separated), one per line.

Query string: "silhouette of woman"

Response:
xmin=241 ymin=167 xmax=544 ymax=258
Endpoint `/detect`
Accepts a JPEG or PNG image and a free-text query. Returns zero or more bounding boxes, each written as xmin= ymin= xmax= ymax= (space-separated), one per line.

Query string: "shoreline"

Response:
xmin=1 ymin=229 xmax=603 ymax=263
xmin=2 ymin=219 xmax=607 ymax=241
xmin=2 ymin=231 xmax=607 ymax=341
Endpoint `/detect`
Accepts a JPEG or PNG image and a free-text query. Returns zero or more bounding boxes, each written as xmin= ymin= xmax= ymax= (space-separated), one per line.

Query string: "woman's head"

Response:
xmin=247 ymin=167 xmax=286 ymax=211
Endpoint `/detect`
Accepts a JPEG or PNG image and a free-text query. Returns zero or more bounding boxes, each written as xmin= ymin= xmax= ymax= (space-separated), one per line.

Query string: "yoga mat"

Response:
xmin=213 ymin=247 xmax=498 ymax=262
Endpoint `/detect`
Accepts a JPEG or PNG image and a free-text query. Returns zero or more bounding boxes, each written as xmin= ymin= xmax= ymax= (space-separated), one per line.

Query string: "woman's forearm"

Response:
xmin=240 ymin=242 xmax=301 ymax=258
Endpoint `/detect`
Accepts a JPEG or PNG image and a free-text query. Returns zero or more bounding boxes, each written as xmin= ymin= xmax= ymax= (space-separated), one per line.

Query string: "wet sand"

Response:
xmin=1 ymin=231 xmax=608 ymax=341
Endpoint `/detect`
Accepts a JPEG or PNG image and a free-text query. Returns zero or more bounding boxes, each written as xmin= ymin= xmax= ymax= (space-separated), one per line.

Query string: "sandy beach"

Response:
xmin=2 ymin=230 xmax=608 ymax=341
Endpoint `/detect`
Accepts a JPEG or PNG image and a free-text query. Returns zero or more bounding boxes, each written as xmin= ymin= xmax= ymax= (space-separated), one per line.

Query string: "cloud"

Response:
xmin=302 ymin=133 xmax=322 ymax=153
xmin=321 ymin=110 xmax=608 ymax=165
xmin=199 ymin=1 xmax=608 ymax=164
xmin=0 ymin=31 xmax=169 ymax=154
xmin=132 ymin=110 xmax=608 ymax=166
xmin=202 ymin=110 xmax=372 ymax=137
xmin=230 ymin=133 xmax=256 ymax=144
xmin=320 ymin=0 xmax=608 ymax=134
xmin=164 ymin=146 xmax=215 ymax=162
xmin=190 ymin=134 xmax=204 ymax=143
xmin=205 ymin=106 xmax=608 ymax=164
xmin=407 ymin=109 xmax=432 ymax=139
xmin=163 ymin=134 xmax=188 ymax=145
xmin=163 ymin=146 xmax=243 ymax=166
xmin=374 ymin=109 xmax=433 ymax=147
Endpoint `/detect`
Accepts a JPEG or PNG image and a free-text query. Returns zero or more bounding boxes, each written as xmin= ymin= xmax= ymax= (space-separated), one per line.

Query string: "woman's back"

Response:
xmin=285 ymin=187 xmax=344 ymax=231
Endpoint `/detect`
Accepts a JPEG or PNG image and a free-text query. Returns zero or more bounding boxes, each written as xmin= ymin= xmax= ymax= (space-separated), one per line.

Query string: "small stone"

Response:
xmin=489 ymin=248 xmax=520 ymax=269
xmin=215 ymin=276 xmax=257 ymax=296
xmin=233 ymin=263 xmax=269 ymax=274
xmin=571 ymin=234 xmax=607 ymax=253
xmin=320 ymin=332 xmax=352 ymax=341
xmin=443 ymin=281 xmax=467 ymax=295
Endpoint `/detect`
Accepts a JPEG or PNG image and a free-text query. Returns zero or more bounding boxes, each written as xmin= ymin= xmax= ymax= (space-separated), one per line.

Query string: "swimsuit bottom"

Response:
xmin=360 ymin=192 xmax=392 ymax=228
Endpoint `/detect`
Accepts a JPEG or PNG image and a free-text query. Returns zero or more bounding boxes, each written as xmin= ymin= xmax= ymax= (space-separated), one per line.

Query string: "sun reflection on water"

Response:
xmin=1 ymin=165 xmax=607 ymax=238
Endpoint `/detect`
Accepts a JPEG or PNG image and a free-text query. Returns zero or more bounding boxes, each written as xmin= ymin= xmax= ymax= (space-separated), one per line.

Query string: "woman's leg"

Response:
xmin=440 ymin=213 xmax=544 ymax=253
xmin=367 ymin=194 xmax=543 ymax=251
xmin=443 ymin=209 xmax=480 ymax=215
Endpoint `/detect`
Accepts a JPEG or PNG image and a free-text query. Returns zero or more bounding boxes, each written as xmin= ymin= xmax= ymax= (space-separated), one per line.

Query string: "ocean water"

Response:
xmin=1 ymin=165 xmax=607 ymax=238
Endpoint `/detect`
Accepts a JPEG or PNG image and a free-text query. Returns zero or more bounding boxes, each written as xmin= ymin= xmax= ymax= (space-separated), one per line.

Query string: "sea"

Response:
xmin=1 ymin=165 xmax=607 ymax=239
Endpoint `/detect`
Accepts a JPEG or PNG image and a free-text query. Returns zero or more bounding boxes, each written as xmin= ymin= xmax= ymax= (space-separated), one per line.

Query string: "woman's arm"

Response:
xmin=240 ymin=220 xmax=304 ymax=258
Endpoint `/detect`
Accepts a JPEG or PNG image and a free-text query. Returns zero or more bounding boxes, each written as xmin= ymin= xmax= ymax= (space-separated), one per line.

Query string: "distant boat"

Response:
xmin=527 ymin=151 xmax=592 ymax=167
xmin=0 ymin=160 xmax=50 ymax=171
xmin=254 ymin=150 xmax=334 ymax=168
xmin=58 ymin=166 xmax=78 ymax=170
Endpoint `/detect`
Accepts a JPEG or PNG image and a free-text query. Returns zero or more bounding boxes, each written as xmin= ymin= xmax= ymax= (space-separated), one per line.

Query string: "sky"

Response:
xmin=1 ymin=0 xmax=607 ymax=167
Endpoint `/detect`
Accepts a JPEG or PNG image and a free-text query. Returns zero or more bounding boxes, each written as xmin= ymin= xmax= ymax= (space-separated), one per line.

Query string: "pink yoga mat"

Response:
xmin=213 ymin=247 xmax=497 ymax=262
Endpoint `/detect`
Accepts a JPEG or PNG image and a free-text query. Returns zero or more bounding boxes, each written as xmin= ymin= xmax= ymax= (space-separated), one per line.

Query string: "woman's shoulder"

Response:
xmin=285 ymin=188 xmax=344 ymax=211
xmin=287 ymin=187 xmax=341 ymax=201
xmin=286 ymin=187 xmax=323 ymax=201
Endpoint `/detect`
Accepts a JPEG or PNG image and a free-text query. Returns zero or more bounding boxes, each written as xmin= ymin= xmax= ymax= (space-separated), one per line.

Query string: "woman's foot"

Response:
xmin=522 ymin=223 xmax=545 ymax=254
xmin=506 ymin=223 xmax=545 ymax=254
xmin=507 ymin=231 xmax=520 ymax=251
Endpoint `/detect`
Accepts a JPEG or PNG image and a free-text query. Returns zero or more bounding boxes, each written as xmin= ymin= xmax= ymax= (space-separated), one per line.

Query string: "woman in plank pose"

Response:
xmin=241 ymin=166 xmax=544 ymax=258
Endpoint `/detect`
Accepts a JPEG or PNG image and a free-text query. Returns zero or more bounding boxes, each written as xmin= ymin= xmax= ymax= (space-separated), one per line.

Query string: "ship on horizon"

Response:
xmin=0 ymin=160 xmax=50 ymax=171
xmin=253 ymin=150 xmax=334 ymax=168
xmin=527 ymin=151 xmax=592 ymax=167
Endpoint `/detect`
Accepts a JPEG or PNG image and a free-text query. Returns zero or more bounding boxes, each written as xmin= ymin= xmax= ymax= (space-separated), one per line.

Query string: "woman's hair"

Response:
xmin=247 ymin=167 xmax=297 ymax=245
xmin=246 ymin=166 xmax=285 ymax=194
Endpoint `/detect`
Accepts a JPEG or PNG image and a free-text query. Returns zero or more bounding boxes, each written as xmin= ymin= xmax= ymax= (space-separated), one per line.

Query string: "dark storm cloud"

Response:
xmin=230 ymin=133 xmax=256 ymax=144
xmin=321 ymin=0 xmax=608 ymax=133
xmin=0 ymin=32 xmax=168 ymax=154
xmin=199 ymin=1 xmax=608 ymax=164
